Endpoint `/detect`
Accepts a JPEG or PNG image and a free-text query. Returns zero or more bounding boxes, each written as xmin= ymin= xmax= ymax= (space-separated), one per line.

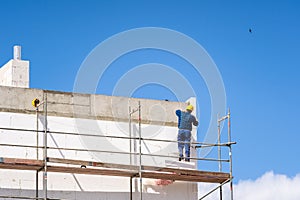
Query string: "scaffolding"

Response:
xmin=196 ymin=109 xmax=234 ymax=200
xmin=0 ymin=95 xmax=235 ymax=200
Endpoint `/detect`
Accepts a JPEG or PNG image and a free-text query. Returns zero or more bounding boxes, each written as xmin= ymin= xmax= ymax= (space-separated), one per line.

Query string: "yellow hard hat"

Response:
xmin=32 ymin=98 xmax=40 ymax=107
xmin=186 ymin=104 xmax=194 ymax=111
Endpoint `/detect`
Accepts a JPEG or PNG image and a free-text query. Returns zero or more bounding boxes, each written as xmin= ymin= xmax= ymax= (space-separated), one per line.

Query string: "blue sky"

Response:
xmin=0 ymin=0 xmax=300 ymax=186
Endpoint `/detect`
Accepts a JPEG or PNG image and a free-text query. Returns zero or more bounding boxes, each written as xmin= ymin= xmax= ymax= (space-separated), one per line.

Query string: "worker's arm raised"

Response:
xmin=175 ymin=110 xmax=181 ymax=117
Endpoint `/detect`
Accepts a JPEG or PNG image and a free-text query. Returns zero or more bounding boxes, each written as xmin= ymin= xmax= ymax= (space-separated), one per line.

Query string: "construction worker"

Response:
xmin=175 ymin=104 xmax=198 ymax=162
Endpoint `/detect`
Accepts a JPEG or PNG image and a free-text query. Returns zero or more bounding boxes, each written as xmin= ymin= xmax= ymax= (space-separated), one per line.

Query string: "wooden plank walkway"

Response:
xmin=0 ymin=157 xmax=230 ymax=183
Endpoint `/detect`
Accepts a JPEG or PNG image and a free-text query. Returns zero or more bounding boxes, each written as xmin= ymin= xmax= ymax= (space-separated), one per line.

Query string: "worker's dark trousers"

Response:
xmin=177 ymin=129 xmax=191 ymax=161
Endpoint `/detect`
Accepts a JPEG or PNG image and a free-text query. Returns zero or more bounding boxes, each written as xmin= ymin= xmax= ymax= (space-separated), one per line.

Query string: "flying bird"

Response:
xmin=249 ymin=28 xmax=252 ymax=33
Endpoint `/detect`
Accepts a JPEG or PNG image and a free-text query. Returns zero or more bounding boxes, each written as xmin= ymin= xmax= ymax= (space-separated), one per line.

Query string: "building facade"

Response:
xmin=0 ymin=85 xmax=198 ymax=200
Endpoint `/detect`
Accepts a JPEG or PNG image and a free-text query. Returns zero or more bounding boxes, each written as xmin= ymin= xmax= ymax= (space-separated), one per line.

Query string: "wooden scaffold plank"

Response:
xmin=0 ymin=157 xmax=43 ymax=171
xmin=0 ymin=157 xmax=230 ymax=183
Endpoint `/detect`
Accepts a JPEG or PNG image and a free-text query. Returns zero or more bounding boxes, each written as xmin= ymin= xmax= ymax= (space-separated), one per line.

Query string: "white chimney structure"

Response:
xmin=0 ymin=45 xmax=30 ymax=88
xmin=13 ymin=45 xmax=22 ymax=60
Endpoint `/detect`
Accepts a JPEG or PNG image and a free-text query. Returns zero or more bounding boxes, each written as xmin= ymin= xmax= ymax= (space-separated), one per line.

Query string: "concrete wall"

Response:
xmin=0 ymin=86 xmax=198 ymax=200
xmin=0 ymin=60 xmax=29 ymax=88
xmin=0 ymin=86 xmax=188 ymax=125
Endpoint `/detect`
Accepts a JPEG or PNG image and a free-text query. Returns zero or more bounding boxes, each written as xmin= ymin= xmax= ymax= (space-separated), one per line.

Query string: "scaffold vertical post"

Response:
xmin=36 ymin=105 xmax=39 ymax=199
xmin=129 ymin=103 xmax=139 ymax=200
xmin=129 ymin=106 xmax=132 ymax=166
xmin=36 ymin=106 xmax=39 ymax=160
xmin=228 ymin=108 xmax=233 ymax=200
xmin=129 ymin=105 xmax=133 ymax=200
xmin=130 ymin=176 xmax=133 ymax=200
xmin=43 ymin=93 xmax=48 ymax=200
xmin=138 ymin=101 xmax=142 ymax=200
xmin=217 ymin=113 xmax=222 ymax=200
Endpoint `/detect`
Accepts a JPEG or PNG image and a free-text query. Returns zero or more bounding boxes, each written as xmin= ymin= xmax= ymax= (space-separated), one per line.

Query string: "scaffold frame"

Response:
xmin=0 ymin=96 xmax=235 ymax=200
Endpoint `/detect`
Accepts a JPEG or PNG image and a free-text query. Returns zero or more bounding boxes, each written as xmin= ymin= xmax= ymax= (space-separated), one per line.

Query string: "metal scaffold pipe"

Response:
xmin=217 ymin=113 xmax=223 ymax=200
xmin=31 ymin=97 xmax=44 ymax=200
xmin=228 ymin=108 xmax=234 ymax=200
xmin=36 ymin=106 xmax=39 ymax=199
xmin=138 ymin=101 xmax=142 ymax=200
xmin=0 ymin=126 xmax=233 ymax=147
xmin=217 ymin=115 xmax=228 ymax=123
xmin=129 ymin=106 xmax=132 ymax=166
xmin=43 ymin=93 xmax=48 ymax=200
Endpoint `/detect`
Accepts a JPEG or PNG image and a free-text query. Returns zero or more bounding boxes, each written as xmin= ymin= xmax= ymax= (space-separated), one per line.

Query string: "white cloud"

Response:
xmin=198 ymin=171 xmax=300 ymax=200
